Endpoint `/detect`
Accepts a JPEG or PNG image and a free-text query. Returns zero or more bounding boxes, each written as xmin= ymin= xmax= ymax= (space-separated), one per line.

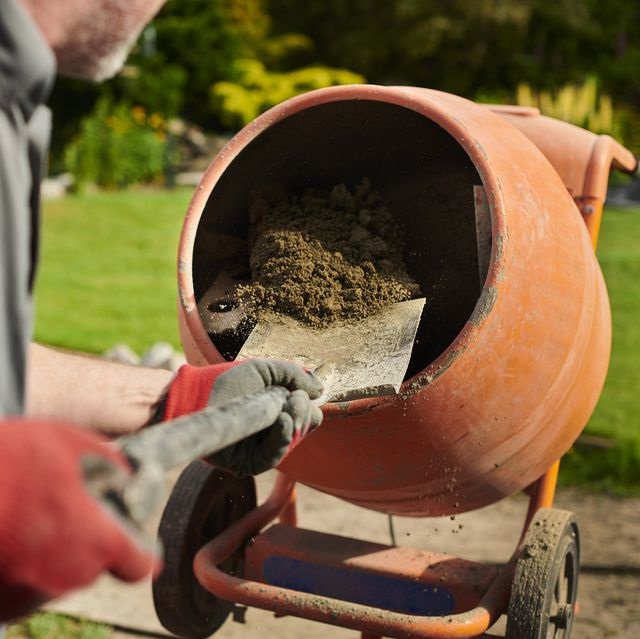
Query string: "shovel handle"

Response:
xmin=85 ymin=387 xmax=290 ymax=525
xmin=119 ymin=386 xmax=290 ymax=471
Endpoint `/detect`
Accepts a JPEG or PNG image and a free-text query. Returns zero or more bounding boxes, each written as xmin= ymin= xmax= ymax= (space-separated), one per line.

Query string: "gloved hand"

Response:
xmin=0 ymin=419 xmax=158 ymax=622
xmin=159 ymin=359 xmax=324 ymax=476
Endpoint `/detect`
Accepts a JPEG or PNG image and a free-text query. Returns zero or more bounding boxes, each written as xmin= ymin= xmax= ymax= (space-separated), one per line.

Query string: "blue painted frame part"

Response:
xmin=263 ymin=556 xmax=455 ymax=616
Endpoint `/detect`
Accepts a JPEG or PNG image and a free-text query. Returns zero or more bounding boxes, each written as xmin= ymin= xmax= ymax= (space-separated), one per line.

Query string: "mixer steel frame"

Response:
xmin=192 ymin=465 xmax=556 ymax=638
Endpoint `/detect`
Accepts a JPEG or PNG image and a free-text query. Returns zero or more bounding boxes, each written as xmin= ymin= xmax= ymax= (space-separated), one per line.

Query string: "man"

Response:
xmin=0 ymin=0 xmax=323 ymax=623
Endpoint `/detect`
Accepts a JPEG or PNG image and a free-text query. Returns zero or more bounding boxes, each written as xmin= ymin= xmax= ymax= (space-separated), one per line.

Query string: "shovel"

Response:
xmin=197 ymin=267 xmax=425 ymax=402
xmin=236 ymin=297 xmax=426 ymax=403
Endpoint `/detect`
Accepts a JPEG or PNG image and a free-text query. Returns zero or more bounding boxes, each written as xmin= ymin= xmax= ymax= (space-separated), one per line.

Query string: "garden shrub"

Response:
xmin=210 ymin=58 xmax=364 ymax=129
xmin=118 ymin=54 xmax=188 ymax=119
xmin=64 ymin=97 xmax=173 ymax=190
xmin=516 ymin=77 xmax=624 ymax=139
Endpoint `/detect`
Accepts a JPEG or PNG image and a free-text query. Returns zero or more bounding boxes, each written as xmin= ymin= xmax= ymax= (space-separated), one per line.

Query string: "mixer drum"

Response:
xmin=177 ymin=86 xmax=611 ymax=516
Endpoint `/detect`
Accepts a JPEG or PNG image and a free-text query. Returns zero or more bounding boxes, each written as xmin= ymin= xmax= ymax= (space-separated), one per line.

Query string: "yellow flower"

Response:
xmin=131 ymin=106 xmax=146 ymax=124
xmin=149 ymin=113 xmax=165 ymax=130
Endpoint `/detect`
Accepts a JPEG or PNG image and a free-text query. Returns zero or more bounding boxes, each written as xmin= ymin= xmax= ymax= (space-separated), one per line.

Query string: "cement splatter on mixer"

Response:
xmin=238 ymin=178 xmax=422 ymax=327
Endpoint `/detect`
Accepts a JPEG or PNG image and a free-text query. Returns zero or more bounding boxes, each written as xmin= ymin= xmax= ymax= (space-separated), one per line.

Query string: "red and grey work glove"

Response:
xmin=159 ymin=359 xmax=324 ymax=476
xmin=0 ymin=420 xmax=158 ymax=622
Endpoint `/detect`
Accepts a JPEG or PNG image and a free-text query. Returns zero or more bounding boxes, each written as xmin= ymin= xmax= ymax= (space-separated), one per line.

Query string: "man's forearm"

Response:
xmin=26 ymin=344 xmax=174 ymax=435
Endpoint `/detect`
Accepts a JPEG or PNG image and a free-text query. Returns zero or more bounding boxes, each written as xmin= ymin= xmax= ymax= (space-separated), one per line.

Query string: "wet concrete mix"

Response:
xmin=238 ymin=178 xmax=421 ymax=327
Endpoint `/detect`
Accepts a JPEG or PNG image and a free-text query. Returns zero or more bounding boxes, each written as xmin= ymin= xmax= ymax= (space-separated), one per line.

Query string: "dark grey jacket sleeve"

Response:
xmin=0 ymin=104 xmax=34 ymax=415
xmin=0 ymin=104 xmax=50 ymax=415
xmin=0 ymin=0 xmax=55 ymax=417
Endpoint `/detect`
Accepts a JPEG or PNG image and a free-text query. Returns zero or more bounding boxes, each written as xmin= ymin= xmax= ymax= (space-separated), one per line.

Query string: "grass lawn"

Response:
xmin=7 ymin=613 xmax=111 ymax=639
xmin=34 ymin=188 xmax=191 ymax=354
xmin=33 ymin=192 xmax=640 ymax=492
xmin=560 ymin=205 xmax=640 ymax=492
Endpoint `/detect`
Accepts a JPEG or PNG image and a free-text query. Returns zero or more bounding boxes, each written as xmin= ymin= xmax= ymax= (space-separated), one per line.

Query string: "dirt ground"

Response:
xmin=46 ymin=470 xmax=640 ymax=639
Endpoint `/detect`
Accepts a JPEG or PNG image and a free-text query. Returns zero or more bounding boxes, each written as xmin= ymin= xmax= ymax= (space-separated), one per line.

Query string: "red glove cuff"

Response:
xmin=163 ymin=361 xmax=241 ymax=420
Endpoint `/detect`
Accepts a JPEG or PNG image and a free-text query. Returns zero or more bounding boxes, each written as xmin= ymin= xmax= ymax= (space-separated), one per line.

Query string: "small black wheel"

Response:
xmin=506 ymin=507 xmax=580 ymax=639
xmin=152 ymin=460 xmax=257 ymax=638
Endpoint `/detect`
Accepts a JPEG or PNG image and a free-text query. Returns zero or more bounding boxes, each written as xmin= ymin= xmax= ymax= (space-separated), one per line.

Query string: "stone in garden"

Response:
xmin=140 ymin=341 xmax=176 ymax=369
xmin=103 ymin=343 xmax=140 ymax=365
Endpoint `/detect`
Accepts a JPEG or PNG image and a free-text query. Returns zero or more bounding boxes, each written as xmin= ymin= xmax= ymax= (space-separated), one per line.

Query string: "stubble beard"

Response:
xmin=53 ymin=0 xmax=150 ymax=82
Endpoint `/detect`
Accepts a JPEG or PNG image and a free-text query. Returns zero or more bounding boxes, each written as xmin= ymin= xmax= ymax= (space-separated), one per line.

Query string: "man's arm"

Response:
xmin=26 ymin=343 xmax=174 ymax=435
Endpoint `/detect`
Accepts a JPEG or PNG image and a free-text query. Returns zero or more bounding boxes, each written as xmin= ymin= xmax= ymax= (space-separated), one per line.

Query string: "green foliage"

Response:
xmin=267 ymin=0 xmax=543 ymax=89
xmin=512 ymin=76 xmax=640 ymax=155
xmin=149 ymin=0 xmax=250 ymax=125
xmin=64 ymin=97 xmax=172 ymax=190
xmin=516 ymin=77 xmax=623 ymax=138
xmin=211 ymin=59 xmax=364 ymax=128
xmin=616 ymin=106 xmax=640 ymax=156
xmin=118 ymin=54 xmax=188 ymax=118
xmin=50 ymin=0 xmax=254 ymax=143
xmin=7 ymin=613 xmax=111 ymax=639
xmin=46 ymin=0 xmax=640 ymax=161
xmin=266 ymin=0 xmax=640 ymax=108
xmin=224 ymin=0 xmax=271 ymax=48
xmin=209 ymin=0 xmax=365 ymax=129
xmin=260 ymin=33 xmax=315 ymax=68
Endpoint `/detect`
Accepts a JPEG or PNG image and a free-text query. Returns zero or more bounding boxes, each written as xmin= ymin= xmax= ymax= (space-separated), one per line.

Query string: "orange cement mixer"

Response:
xmin=176 ymin=86 xmax=636 ymax=517
xmin=156 ymin=86 xmax=638 ymax=639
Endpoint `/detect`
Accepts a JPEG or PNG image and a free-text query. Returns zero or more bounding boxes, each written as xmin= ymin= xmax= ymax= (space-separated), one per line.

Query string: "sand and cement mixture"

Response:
xmin=238 ymin=178 xmax=421 ymax=327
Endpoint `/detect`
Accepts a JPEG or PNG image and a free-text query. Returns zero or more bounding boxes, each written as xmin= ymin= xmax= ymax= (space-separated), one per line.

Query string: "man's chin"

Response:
xmin=57 ymin=46 xmax=131 ymax=82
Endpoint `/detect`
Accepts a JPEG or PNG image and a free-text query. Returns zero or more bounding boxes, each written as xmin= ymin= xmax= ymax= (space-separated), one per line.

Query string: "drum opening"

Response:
xmin=192 ymin=100 xmax=490 ymax=377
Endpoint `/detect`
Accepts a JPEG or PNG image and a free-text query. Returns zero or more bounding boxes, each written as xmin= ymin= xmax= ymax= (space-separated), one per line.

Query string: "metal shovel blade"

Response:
xmin=237 ymin=298 xmax=426 ymax=402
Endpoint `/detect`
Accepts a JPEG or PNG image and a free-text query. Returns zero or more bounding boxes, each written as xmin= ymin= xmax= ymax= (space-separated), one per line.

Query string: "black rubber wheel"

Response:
xmin=506 ymin=507 xmax=580 ymax=639
xmin=152 ymin=460 xmax=257 ymax=638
